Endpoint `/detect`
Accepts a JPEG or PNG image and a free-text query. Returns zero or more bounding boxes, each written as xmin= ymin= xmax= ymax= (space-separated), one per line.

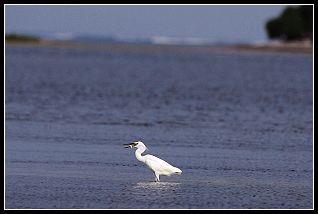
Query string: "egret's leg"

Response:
xmin=154 ymin=172 xmax=160 ymax=182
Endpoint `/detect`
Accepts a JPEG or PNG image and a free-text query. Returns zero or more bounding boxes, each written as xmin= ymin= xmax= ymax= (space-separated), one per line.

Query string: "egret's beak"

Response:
xmin=123 ymin=143 xmax=133 ymax=148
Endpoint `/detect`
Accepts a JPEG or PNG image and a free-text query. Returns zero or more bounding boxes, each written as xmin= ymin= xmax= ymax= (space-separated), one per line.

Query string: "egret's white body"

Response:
xmin=124 ymin=141 xmax=182 ymax=182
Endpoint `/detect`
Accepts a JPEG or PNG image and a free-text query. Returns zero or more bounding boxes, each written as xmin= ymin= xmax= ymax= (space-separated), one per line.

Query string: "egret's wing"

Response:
xmin=144 ymin=154 xmax=177 ymax=175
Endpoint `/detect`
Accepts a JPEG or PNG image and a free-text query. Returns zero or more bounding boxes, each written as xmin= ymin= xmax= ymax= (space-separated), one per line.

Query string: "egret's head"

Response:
xmin=124 ymin=141 xmax=146 ymax=149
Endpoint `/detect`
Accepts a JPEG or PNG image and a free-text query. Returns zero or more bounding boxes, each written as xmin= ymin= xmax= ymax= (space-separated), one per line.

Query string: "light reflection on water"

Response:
xmin=134 ymin=181 xmax=181 ymax=190
xmin=130 ymin=182 xmax=182 ymax=207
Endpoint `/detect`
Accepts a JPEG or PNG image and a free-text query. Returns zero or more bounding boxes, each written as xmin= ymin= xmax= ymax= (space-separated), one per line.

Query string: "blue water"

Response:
xmin=5 ymin=44 xmax=313 ymax=209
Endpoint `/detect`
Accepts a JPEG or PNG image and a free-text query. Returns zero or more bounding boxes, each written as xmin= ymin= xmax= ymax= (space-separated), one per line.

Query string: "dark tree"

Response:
xmin=265 ymin=5 xmax=313 ymax=41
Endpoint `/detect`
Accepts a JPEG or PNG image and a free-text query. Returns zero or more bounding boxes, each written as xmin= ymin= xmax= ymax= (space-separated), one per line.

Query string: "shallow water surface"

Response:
xmin=5 ymin=44 xmax=313 ymax=209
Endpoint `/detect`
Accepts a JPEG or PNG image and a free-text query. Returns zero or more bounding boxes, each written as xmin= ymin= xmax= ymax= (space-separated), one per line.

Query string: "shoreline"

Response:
xmin=231 ymin=41 xmax=313 ymax=55
xmin=6 ymin=40 xmax=313 ymax=55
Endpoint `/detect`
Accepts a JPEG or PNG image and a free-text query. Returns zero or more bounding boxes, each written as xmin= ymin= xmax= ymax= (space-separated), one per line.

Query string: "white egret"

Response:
xmin=124 ymin=141 xmax=182 ymax=182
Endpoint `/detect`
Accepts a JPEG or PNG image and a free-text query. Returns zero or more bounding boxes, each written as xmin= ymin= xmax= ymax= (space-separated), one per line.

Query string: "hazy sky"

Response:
xmin=5 ymin=5 xmax=287 ymax=43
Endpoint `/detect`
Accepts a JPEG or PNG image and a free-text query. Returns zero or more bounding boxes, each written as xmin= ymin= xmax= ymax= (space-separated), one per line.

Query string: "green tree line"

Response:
xmin=6 ymin=33 xmax=41 ymax=43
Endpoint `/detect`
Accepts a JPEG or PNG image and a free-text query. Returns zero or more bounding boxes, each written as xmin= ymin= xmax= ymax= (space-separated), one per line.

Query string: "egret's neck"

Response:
xmin=135 ymin=146 xmax=146 ymax=163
